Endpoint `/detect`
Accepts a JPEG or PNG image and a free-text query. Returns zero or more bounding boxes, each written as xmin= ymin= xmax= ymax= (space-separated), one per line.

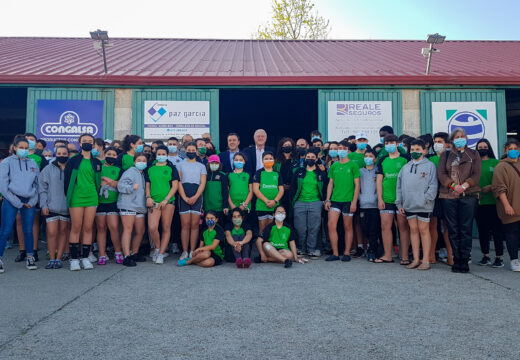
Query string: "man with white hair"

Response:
xmin=243 ymin=129 xmax=275 ymax=175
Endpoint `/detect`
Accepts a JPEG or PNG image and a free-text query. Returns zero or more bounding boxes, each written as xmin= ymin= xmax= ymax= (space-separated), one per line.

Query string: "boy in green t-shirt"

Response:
xmin=375 ymin=134 xmax=410 ymax=264
xmin=324 ymin=140 xmax=360 ymax=262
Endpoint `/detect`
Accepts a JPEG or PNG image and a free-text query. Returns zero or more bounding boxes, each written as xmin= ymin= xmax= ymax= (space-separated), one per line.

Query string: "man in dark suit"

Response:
xmin=242 ymin=129 xmax=275 ymax=175
xmin=219 ymin=132 xmax=241 ymax=173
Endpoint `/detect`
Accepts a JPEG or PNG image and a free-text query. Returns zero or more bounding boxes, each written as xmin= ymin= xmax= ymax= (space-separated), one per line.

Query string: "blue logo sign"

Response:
xmin=148 ymin=103 xmax=167 ymax=122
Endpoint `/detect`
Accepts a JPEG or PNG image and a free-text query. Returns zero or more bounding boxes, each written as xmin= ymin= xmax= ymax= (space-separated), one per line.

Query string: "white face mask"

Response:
xmin=433 ymin=143 xmax=444 ymax=153
xmin=275 ymin=213 xmax=286 ymax=222
xmin=209 ymin=164 xmax=220 ymax=171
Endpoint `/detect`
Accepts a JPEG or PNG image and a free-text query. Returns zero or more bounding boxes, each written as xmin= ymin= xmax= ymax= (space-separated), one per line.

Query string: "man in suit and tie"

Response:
xmin=242 ymin=129 xmax=275 ymax=175
xmin=219 ymin=132 xmax=241 ymax=173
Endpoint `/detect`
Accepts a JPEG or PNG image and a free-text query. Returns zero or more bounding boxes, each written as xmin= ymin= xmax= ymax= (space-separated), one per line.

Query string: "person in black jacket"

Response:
xmin=242 ymin=129 xmax=275 ymax=175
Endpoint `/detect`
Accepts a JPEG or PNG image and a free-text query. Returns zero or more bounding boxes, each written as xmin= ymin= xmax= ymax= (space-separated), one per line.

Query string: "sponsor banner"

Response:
xmin=144 ymin=101 xmax=210 ymax=139
xmin=327 ymin=101 xmax=392 ymax=145
xmin=36 ymin=100 xmax=103 ymax=151
xmin=432 ymin=102 xmax=497 ymax=150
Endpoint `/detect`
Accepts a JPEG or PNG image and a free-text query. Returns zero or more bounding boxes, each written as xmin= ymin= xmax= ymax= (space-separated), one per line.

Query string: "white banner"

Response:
xmin=327 ymin=101 xmax=392 ymax=145
xmin=144 ymin=101 xmax=210 ymax=140
xmin=432 ymin=102 xmax=497 ymax=151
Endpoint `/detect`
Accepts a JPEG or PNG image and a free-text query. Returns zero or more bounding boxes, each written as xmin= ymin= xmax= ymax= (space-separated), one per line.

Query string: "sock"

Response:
xmin=82 ymin=245 xmax=91 ymax=259
xmin=358 ymin=245 xmax=363 ymax=249
xmin=70 ymin=243 xmax=80 ymax=259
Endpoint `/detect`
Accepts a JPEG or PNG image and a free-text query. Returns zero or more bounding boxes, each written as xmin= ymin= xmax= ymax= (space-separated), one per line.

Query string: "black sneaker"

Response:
xmin=122 ymin=257 xmax=136 ymax=267
xmin=325 ymin=255 xmax=340 ymax=262
xmin=45 ymin=260 xmax=55 ymax=269
xmin=14 ymin=251 xmax=26 ymax=262
xmin=26 ymin=256 xmax=37 ymax=270
xmin=492 ymin=258 xmax=504 ymax=268
xmin=33 ymin=251 xmax=39 ymax=262
xmin=341 ymin=255 xmax=352 ymax=262
xmin=284 ymin=259 xmax=292 ymax=268
xmin=353 ymin=247 xmax=364 ymax=258
xmin=478 ymin=255 xmax=491 ymax=266
xmin=132 ymin=253 xmax=147 ymax=262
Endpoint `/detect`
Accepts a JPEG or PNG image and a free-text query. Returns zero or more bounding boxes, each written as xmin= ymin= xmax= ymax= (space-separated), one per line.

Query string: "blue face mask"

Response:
xmin=329 ymin=150 xmax=338 ymax=158
xmin=28 ymin=139 xmax=36 ymax=150
xmin=507 ymin=149 xmax=520 ymax=159
xmin=357 ymin=142 xmax=368 ymax=150
xmin=91 ymin=148 xmax=99 ymax=157
xmin=17 ymin=149 xmax=29 ymax=158
xmin=380 ymin=137 xmax=385 ymax=144
xmin=135 ymin=144 xmax=144 ymax=153
xmin=168 ymin=145 xmax=178 ymax=154
xmin=364 ymin=157 xmax=374 ymax=166
xmin=53 ymin=147 xmax=57 ymax=154
xmin=311 ymin=136 xmax=321 ymax=142
xmin=385 ymin=144 xmax=397 ymax=154
xmin=453 ymin=138 xmax=467 ymax=149
xmin=206 ymin=219 xmax=216 ymax=227
xmin=156 ymin=155 xmax=167 ymax=163
xmin=398 ymin=142 xmax=405 ymax=149
xmin=135 ymin=162 xmax=147 ymax=170
xmin=338 ymin=150 xmax=348 ymax=159
xmin=233 ymin=161 xmax=244 ymax=169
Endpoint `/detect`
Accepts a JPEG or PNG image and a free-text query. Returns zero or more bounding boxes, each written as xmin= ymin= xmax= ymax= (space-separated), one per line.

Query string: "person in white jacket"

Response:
xmin=396 ymin=139 xmax=438 ymax=270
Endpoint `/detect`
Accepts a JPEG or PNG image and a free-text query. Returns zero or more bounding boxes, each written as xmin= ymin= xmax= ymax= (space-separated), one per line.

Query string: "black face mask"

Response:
xmin=478 ymin=149 xmax=489 ymax=157
xmin=56 ymin=156 xmax=68 ymax=164
xmin=281 ymin=146 xmax=293 ymax=154
xmin=296 ymin=148 xmax=306 ymax=157
xmin=304 ymin=159 xmax=316 ymax=167
xmin=81 ymin=143 xmax=93 ymax=152
xmin=105 ymin=157 xmax=117 ymax=165
xmin=186 ymin=152 xmax=197 ymax=159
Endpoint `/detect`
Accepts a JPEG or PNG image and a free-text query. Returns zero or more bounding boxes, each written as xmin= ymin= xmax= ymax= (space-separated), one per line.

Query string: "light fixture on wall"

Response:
xmin=422 ymin=33 xmax=445 ymax=75
xmin=90 ymin=29 xmax=109 ymax=74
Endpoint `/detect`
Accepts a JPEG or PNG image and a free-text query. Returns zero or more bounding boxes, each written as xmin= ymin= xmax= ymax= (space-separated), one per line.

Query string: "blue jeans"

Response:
xmin=0 ymin=199 xmax=35 ymax=258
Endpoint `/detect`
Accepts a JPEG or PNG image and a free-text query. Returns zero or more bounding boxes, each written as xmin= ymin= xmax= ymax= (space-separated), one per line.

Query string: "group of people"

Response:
xmin=0 ymin=125 xmax=519 ymax=274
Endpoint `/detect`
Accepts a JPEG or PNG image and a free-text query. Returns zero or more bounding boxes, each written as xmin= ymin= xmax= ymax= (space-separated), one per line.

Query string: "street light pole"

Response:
xmin=101 ymin=39 xmax=108 ymax=74
xmin=425 ymin=43 xmax=434 ymax=75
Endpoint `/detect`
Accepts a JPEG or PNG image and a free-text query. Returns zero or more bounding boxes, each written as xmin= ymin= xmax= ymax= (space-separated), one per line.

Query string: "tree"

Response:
xmin=255 ymin=0 xmax=330 ymax=40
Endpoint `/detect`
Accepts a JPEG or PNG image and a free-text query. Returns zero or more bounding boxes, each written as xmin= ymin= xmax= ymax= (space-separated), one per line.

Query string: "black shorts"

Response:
xmin=210 ymin=252 xmax=223 ymax=266
xmin=330 ymin=201 xmax=354 ymax=216
xmin=45 ymin=212 xmax=70 ymax=223
xmin=433 ymin=198 xmax=443 ymax=218
xmin=179 ymin=196 xmax=203 ymax=215
xmin=96 ymin=202 xmax=119 ymax=216
xmin=257 ymin=210 xmax=274 ymax=220
xmin=405 ymin=211 xmax=432 ymax=223
xmin=380 ymin=203 xmax=397 ymax=214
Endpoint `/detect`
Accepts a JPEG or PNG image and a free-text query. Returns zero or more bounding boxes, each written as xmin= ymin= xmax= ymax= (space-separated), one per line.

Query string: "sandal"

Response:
xmin=400 ymin=259 xmax=411 ymax=266
xmin=406 ymin=262 xmax=420 ymax=269
xmin=374 ymin=257 xmax=395 ymax=263
xmin=418 ymin=263 xmax=431 ymax=270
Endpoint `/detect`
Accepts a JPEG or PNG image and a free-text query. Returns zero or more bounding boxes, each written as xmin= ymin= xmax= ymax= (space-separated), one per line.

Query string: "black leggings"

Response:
xmin=503 ymin=221 xmax=520 ymax=260
xmin=475 ymin=204 xmax=504 ymax=257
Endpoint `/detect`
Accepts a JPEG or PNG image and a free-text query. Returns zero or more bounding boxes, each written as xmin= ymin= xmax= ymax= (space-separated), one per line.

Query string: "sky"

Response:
xmin=1 ymin=0 xmax=519 ymax=40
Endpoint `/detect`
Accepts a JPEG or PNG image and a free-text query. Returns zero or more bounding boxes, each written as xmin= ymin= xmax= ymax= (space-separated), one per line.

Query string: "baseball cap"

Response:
xmin=356 ymin=132 xmax=368 ymax=140
xmin=208 ymin=155 xmax=220 ymax=163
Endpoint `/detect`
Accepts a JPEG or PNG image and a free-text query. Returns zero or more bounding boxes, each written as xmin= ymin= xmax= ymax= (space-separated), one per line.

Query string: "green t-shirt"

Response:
xmin=348 ymin=151 xmax=366 ymax=169
xmin=71 ymin=158 xmax=99 ymax=207
xmin=299 ymin=170 xmax=320 ymax=202
xmin=201 ymin=226 xmax=225 ymax=260
xmin=145 ymin=163 xmax=179 ymax=204
xmin=28 ymin=153 xmax=42 ymax=169
xmin=99 ymin=164 xmax=121 ymax=204
xmin=328 ymin=160 xmax=360 ymax=202
xmin=429 ymin=155 xmax=440 ymax=168
xmin=479 ymin=158 xmax=499 ymax=205
xmin=228 ymin=171 xmax=251 ymax=208
xmin=122 ymin=153 xmax=134 ymax=171
xmin=254 ymin=169 xmax=283 ymax=212
xmin=376 ymin=156 xmax=408 ymax=204
xmin=264 ymin=223 xmax=293 ymax=250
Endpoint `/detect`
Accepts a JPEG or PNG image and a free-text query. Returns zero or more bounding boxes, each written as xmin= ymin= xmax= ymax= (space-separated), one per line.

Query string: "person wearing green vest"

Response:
xmin=95 ymin=147 xmax=123 ymax=266
xmin=475 ymin=139 xmax=504 ymax=268
xmin=291 ymin=149 xmax=327 ymax=259
xmin=177 ymin=210 xmax=225 ymax=267
xmin=203 ymin=155 xmax=229 ymax=225
xmin=225 ymin=208 xmax=254 ymax=268
xmin=227 ymin=152 xmax=253 ymax=214
xmin=375 ymin=134 xmax=410 ymax=264
xmin=118 ymin=134 xmax=144 ymax=171
xmin=256 ymin=205 xmax=303 ymax=268
xmin=64 ymin=133 xmax=102 ymax=271
xmin=253 ymin=151 xmax=284 ymax=234
xmin=324 ymin=140 xmax=361 ymax=262
xmin=145 ymin=145 xmax=180 ymax=265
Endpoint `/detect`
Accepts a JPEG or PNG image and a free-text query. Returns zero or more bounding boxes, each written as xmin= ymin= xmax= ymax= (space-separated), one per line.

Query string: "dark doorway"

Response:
xmin=0 ymin=88 xmax=27 ymax=154
xmin=219 ymin=89 xmax=318 ymax=151
xmin=506 ymin=89 xmax=520 ymax=141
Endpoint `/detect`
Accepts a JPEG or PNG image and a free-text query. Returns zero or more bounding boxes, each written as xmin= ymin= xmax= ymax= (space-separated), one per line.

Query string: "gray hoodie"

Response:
xmin=38 ymin=161 xmax=68 ymax=216
xmin=117 ymin=166 xmax=146 ymax=214
xmin=0 ymin=155 xmax=39 ymax=209
xmin=395 ymin=158 xmax=438 ymax=213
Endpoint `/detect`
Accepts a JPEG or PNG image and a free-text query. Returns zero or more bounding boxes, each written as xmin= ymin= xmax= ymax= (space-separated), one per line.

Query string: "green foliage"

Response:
xmin=255 ymin=0 xmax=330 ymax=40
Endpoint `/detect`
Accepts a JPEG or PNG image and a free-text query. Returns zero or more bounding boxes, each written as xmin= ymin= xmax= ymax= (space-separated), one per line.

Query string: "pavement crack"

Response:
xmin=0 ymin=267 xmax=125 ymax=351
xmin=470 ymin=272 xmax=512 ymax=291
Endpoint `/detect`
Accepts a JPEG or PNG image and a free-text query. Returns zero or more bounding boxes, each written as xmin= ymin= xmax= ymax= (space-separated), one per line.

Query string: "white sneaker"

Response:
xmin=155 ymin=254 xmax=164 ymax=264
xmin=179 ymin=251 xmax=189 ymax=260
xmin=171 ymin=243 xmax=180 ymax=254
xmin=81 ymin=258 xmax=94 ymax=270
xmin=0 ymin=259 xmax=5 ymax=273
xmin=438 ymin=248 xmax=448 ymax=259
xmin=70 ymin=259 xmax=81 ymax=271
xmin=88 ymin=252 xmax=97 ymax=263
xmin=188 ymin=251 xmax=193 ymax=259
xmin=511 ymin=259 xmax=520 ymax=272
xmin=152 ymin=249 xmax=160 ymax=263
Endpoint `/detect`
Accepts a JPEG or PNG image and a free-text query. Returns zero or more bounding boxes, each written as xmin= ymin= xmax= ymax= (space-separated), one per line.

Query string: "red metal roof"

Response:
xmin=1 ymin=37 xmax=520 ymax=86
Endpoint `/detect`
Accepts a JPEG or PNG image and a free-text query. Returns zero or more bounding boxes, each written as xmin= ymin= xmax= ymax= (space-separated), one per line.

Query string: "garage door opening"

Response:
xmin=506 ymin=89 xmax=520 ymax=142
xmin=0 ymin=87 xmax=27 ymax=154
xmin=219 ymin=89 xmax=318 ymax=151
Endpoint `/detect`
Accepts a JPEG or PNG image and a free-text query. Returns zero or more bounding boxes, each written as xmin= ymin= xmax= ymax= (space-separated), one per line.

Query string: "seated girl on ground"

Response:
xmin=225 ymin=208 xmax=253 ymax=268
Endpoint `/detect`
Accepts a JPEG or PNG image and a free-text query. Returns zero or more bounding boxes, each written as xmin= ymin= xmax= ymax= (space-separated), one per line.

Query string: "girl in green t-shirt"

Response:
xmin=228 ymin=153 xmax=253 ymax=212
xmin=178 ymin=210 xmax=224 ymax=267
xmin=120 ymin=134 xmax=144 ymax=171
xmin=145 ymin=145 xmax=179 ymax=265
xmin=225 ymin=208 xmax=254 ymax=268
xmin=253 ymin=152 xmax=284 ymax=234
